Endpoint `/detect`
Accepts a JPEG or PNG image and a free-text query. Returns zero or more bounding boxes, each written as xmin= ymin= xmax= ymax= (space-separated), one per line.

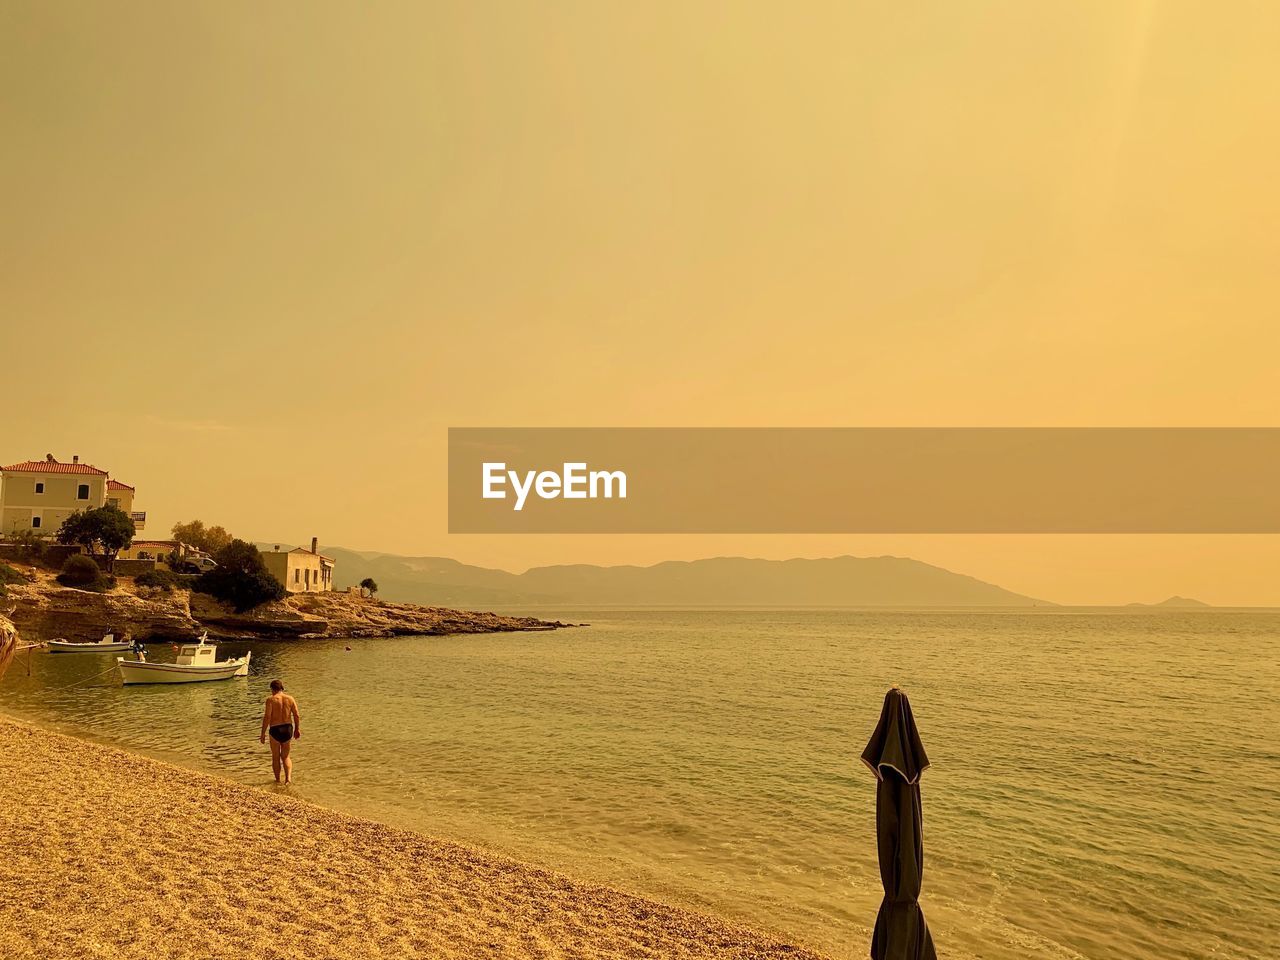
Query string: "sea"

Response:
xmin=2 ymin=608 xmax=1277 ymax=960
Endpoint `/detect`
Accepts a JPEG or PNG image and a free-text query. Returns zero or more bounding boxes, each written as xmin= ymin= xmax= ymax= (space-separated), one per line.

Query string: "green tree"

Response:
xmin=56 ymin=506 xmax=135 ymax=568
xmin=359 ymin=577 xmax=379 ymax=597
xmin=56 ymin=512 xmax=95 ymax=553
xmin=171 ymin=520 xmax=233 ymax=555
xmin=194 ymin=539 xmax=286 ymax=612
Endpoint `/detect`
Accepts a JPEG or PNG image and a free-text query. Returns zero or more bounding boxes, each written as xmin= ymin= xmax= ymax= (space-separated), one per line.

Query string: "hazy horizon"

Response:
xmin=285 ymin=541 xmax=1264 ymax=608
xmin=5 ymin=2 xmax=1279 ymax=605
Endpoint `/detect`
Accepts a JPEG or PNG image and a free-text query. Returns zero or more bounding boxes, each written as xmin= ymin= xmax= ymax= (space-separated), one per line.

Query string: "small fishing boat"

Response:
xmin=48 ymin=632 xmax=133 ymax=654
xmin=117 ymin=633 xmax=250 ymax=685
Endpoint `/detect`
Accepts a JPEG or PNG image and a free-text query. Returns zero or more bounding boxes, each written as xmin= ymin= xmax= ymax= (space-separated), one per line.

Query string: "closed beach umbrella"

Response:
xmin=860 ymin=686 xmax=937 ymax=960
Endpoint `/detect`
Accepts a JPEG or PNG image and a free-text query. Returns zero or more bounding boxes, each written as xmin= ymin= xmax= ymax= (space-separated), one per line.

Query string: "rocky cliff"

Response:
xmin=2 ymin=568 xmax=567 ymax=642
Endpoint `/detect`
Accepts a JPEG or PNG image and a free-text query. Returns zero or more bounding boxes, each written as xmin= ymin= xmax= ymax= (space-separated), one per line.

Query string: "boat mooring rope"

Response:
xmin=48 ymin=663 xmax=121 ymax=691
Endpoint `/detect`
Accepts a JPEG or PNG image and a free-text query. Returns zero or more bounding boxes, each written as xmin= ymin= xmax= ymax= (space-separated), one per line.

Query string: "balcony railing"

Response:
xmin=130 ymin=511 xmax=147 ymax=530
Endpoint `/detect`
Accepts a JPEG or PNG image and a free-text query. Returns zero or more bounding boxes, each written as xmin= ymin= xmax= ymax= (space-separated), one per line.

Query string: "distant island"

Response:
xmin=1126 ymin=596 xmax=1214 ymax=608
xmin=291 ymin=549 xmax=1055 ymax=608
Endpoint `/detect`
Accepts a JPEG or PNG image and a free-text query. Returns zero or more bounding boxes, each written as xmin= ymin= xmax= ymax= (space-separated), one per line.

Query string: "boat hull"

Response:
xmin=49 ymin=640 xmax=132 ymax=653
xmin=116 ymin=654 xmax=250 ymax=685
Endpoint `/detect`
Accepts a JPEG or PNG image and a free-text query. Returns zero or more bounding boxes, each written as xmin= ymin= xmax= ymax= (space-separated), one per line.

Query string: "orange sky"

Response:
xmin=3 ymin=2 xmax=1278 ymax=604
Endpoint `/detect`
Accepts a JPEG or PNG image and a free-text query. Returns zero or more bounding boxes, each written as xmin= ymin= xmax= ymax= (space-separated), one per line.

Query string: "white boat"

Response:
xmin=116 ymin=634 xmax=250 ymax=685
xmin=48 ymin=632 xmax=133 ymax=653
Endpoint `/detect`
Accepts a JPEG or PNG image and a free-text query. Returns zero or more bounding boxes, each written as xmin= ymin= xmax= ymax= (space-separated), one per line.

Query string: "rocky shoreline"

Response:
xmin=2 ymin=569 xmax=570 ymax=642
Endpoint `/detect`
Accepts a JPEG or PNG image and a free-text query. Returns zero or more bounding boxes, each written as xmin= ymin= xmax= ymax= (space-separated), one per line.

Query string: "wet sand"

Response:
xmin=0 ymin=719 xmax=827 ymax=960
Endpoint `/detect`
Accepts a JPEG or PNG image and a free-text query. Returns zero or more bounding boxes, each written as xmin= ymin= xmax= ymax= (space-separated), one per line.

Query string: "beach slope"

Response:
xmin=0 ymin=720 xmax=825 ymax=960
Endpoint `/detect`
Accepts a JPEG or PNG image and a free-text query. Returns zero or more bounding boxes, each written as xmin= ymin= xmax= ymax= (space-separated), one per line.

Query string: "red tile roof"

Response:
xmin=3 ymin=459 xmax=108 ymax=476
xmin=107 ymin=479 xmax=134 ymax=490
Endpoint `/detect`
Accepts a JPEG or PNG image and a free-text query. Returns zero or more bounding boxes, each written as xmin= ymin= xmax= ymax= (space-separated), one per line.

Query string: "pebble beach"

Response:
xmin=0 ymin=718 xmax=827 ymax=960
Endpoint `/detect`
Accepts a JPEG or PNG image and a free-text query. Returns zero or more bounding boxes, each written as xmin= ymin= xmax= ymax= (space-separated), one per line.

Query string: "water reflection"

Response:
xmin=2 ymin=611 xmax=1278 ymax=960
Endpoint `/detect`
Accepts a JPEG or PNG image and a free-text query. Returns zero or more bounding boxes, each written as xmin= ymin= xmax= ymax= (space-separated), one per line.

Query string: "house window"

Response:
xmin=108 ymin=498 xmax=119 ymax=509
xmin=294 ymin=569 xmax=301 ymax=583
xmin=35 ymin=482 xmax=44 ymax=494
xmin=31 ymin=516 xmax=41 ymax=529
xmin=77 ymin=484 xmax=90 ymax=500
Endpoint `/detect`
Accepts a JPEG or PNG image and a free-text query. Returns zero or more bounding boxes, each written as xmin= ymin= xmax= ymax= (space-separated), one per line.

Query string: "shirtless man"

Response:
xmin=259 ymin=679 xmax=301 ymax=783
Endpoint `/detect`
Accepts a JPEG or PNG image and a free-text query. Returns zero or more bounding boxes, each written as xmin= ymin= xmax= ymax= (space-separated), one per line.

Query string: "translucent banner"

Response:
xmin=448 ymin=428 xmax=1280 ymax=533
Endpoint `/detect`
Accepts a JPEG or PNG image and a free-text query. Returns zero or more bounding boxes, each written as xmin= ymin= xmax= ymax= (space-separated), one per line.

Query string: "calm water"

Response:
xmin=3 ymin=609 xmax=1278 ymax=960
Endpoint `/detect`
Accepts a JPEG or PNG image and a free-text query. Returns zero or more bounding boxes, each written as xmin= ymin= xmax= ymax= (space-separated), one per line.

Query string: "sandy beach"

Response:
xmin=0 ymin=718 xmax=827 ymax=960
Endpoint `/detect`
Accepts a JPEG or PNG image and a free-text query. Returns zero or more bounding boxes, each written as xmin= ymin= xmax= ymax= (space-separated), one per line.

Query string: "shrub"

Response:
xmin=194 ymin=540 xmax=285 ymax=612
xmin=57 ymin=554 xmax=101 ymax=585
xmin=0 ymin=562 xmax=25 ymax=586
xmin=0 ymin=561 xmax=26 ymax=599
xmin=57 ymin=554 xmax=115 ymax=592
xmin=5 ymin=529 xmax=48 ymax=564
xmin=135 ymin=569 xmax=178 ymax=592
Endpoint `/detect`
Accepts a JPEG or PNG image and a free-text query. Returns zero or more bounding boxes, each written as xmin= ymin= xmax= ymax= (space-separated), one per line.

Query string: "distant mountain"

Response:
xmin=311 ymin=549 xmax=1052 ymax=608
xmin=1127 ymin=595 xmax=1213 ymax=608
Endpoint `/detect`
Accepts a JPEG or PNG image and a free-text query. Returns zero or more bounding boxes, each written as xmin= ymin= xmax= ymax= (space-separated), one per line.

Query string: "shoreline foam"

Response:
xmin=0 ymin=717 xmax=828 ymax=959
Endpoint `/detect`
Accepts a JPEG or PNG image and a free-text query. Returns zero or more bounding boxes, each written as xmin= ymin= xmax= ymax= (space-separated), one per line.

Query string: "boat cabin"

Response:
xmin=176 ymin=643 xmax=218 ymax=666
